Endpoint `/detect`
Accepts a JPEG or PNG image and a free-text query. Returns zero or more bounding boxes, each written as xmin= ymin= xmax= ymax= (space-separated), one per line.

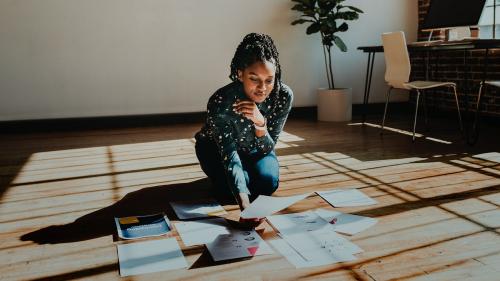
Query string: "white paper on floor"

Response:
xmin=267 ymin=209 xmax=373 ymax=268
xmin=269 ymin=238 xmax=334 ymax=268
xmin=267 ymin=210 xmax=329 ymax=235
xmin=240 ymin=192 xmax=311 ymax=219
xmin=206 ymin=229 xmax=274 ymax=261
xmin=280 ymin=230 xmax=361 ymax=262
xmin=170 ymin=199 xmax=227 ymax=220
xmin=174 ymin=217 xmax=230 ymax=246
xmin=268 ymin=209 xmax=377 ymax=236
xmin=314 ymin=208 xmax=377 ymax=235
xmin=316 ymin=189 xmax=377 ymax=207
xmin=117 ymin=238 xmax=187 ymax=277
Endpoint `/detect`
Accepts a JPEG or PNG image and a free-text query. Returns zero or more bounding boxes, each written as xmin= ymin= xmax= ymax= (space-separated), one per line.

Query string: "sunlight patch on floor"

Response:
xmin=10 ymin=131 xmax=304 ymax=185
xmin=348 ymin=122 xmax=453 ymax=144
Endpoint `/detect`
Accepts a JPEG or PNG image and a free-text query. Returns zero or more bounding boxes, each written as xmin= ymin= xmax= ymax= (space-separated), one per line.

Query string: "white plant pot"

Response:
xmin=317 ymin=88 xmax=352 ymax=122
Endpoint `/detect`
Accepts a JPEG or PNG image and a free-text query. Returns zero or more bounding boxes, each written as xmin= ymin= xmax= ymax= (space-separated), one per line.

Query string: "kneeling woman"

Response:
xmin=195 ymin=33 xmax=293 ymax=217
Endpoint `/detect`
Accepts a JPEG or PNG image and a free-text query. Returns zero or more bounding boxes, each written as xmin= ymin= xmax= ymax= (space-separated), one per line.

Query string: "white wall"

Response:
xmin=332 ymin=0 xmax=418 ymax=104
xmin=0 ymin=0 xmax=417 ymax=121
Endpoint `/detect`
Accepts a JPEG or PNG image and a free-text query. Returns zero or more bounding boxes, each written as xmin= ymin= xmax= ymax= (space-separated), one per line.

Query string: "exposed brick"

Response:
xmin=392 ymin=0 xmax=500 ymax=117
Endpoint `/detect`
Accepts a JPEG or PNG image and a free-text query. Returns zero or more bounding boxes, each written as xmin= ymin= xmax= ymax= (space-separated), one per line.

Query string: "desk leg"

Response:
xmin=463 ymin=50 xmax=471 ymax=117
xmin=362 ymin=52 xmax=375 ymax=123
xmin=461 ymin=50 xmax=471 ymax=142
xmin=468 ymin=49 xmax=490 ymax=145
xmin=471 ymin=83 xmax=486 ymax=145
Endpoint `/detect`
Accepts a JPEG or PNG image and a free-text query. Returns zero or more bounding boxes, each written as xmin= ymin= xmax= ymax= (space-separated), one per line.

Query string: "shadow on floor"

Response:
xmin=20 ymin=178 xmax=237 ymax=245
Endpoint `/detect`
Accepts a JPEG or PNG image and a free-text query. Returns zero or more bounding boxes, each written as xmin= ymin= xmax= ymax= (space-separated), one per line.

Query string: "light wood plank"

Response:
xmin=0 ymin=116 xmax=499 ymax=280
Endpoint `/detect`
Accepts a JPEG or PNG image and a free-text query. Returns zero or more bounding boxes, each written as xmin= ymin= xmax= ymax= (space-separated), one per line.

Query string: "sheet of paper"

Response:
xmin=269 ymin=239 xmax=335 ymax=268
xmin=267 ymin=210 xmax=329 ymax=235
xmin=170 ymin=199 xmax=227 ymax=220
xmin=314 ymin=208 xmax=378 ymax=235
xmin=240 ymin=192 xmax=311 ymax=219
xmin=281 ymin=231 xmax=360 ymax=262
xmin=117 ymin=238 xmax=187 ymax=277
xmin=316 ymin=189 xmax=377 ymax=207
xmin=206 ymin=229 xmax=274 ymax=262
xmin=314 ymin=230 xmax=363 ymax=255
xmin=174 ymin=218 xmax=229 ymax=246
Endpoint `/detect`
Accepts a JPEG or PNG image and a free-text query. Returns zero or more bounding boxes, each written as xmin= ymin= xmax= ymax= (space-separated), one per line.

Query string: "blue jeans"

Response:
xmin=195 ymin=138 xmax=279 ymax=200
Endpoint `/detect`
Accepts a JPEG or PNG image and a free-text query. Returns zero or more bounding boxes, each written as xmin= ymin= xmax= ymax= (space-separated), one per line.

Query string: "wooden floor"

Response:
xmin=1 ymin=113 xmax=499 ymax=281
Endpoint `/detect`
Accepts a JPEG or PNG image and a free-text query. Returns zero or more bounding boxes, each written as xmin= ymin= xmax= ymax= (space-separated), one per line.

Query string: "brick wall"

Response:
xmin=413 ymin=0 xmax=500 ymax=117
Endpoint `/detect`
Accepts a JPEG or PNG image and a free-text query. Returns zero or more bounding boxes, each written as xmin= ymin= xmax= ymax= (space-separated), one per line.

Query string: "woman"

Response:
xmin=195 ymin=33 xmax=293 ymax=219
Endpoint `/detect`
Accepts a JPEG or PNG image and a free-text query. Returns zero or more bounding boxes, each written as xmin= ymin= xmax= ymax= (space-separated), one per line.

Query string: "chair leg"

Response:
xmin=381 ymin=86 xmax=392 ymax=135
xmin=413 ymin=90 xmax=421 ymax=142
xmin=476 ymin=82 xmax=484 ymax=112
xmin=452 ymin=85 xmax=464 ymax=133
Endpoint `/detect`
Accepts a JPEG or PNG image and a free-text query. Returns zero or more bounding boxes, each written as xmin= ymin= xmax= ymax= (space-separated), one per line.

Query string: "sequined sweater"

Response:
xmin=195 ymin=81 xmax=293 ymax=196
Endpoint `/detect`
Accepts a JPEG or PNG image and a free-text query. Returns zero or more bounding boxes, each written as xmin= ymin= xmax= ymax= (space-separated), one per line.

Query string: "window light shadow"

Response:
xmin=349 ymin=122 xmax=454 ymax=144
xmin=24 ymin=263 xmax=118 ymax=281
xmin=2 ymin=126 xmax=499 ymax=280
xmin=299 ymin=230 xmax=498 ymax=280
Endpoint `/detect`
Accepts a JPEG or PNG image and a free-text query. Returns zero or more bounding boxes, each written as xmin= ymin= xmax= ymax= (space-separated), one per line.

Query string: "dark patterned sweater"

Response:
xmin=195 ymin=81 xmax=293 ymax=196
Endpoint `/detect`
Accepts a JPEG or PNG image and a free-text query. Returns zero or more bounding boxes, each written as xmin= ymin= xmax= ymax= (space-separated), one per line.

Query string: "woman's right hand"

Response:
xmin=239 ymin=217 xmax=264 ymax=228
xmin=237 ymin=192 xmax=264 ymax=228
xmin=238 ymin=192 xmax=251 ymax=211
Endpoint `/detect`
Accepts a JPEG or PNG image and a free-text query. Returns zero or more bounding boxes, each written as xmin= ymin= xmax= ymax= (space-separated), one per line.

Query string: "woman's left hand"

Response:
xmin=239 ymin=217 xmax=265 ymax=229
xmin=233 ymin=100 xmax=265 ymax=127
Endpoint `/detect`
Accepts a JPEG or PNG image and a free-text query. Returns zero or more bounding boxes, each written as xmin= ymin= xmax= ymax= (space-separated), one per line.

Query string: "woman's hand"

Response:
xmin=233 ymin=100 xmax=265 ymax=127
xmin=238 ymin=192 xmax=251 ymax=211
xmin=237 ymin=192 xmax=264 ymax=228
xmin=239 ymin=217 xmax=265 ymax=229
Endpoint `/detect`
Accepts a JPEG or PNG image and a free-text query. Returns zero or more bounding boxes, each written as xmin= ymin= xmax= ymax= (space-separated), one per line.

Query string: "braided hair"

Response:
xmin=229 ymin=33 xmax=282 ymax=95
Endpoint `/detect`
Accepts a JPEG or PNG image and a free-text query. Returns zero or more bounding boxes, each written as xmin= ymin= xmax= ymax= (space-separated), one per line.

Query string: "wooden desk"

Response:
xmin=358 ymin=39 xmax=500 ymax=144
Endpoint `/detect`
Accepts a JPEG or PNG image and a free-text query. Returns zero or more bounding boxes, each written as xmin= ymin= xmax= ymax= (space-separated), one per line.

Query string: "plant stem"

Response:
xmin=327 ymin=46 xmax=334 ymax=89
xmin=320 ymin=34 xmax=332 ymax=89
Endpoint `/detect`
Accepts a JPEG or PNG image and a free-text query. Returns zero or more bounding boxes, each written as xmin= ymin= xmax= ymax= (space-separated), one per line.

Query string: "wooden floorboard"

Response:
xmin=0 ymin=114 xmax=499 ymax=281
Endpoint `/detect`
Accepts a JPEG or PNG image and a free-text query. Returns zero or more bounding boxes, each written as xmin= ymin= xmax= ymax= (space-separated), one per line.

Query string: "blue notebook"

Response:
xmin=114 ymin=213 xmax=171 ymax=240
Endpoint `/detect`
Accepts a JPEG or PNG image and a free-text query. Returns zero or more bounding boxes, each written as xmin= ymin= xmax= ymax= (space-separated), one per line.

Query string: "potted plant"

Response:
xmin=291 ymin=0 xmax=363 ymax=121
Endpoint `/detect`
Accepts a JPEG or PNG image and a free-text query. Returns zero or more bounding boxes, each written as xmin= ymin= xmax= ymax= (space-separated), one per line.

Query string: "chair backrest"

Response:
xmin=447 ymin=26 xmax=471 ymax=41
xmin=381 ymin=31 xmax=411 ymax=89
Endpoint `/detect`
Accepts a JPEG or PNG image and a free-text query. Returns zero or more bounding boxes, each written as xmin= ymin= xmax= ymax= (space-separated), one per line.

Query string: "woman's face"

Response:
xmin=237 ymin=60 xmax=276 ymax=103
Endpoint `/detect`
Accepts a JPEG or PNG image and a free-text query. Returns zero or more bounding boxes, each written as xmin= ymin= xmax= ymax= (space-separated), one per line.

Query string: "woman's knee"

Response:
xmin=253 ymin=152 xmax=279 ymax=194
xmin=255 ymin=169 xmax=279 ymax=195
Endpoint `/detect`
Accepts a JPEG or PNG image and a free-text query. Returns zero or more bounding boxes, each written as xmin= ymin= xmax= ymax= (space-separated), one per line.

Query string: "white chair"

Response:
xmin=447 ymin=26 xmax=471 ymax=41
xmin=381 ymin=31 xmax=464 ymax=141
xmin=476 ymin=81 xmax=500 ymax=108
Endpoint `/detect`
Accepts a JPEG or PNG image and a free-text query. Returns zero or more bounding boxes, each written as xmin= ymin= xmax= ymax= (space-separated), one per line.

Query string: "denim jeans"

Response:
xmin=195 ymin=138 xmax=279 ymax=200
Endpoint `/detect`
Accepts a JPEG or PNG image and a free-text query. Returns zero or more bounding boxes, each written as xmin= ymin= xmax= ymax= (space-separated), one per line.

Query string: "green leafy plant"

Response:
xmin=291 ymin=0 xmax=363 ymax=89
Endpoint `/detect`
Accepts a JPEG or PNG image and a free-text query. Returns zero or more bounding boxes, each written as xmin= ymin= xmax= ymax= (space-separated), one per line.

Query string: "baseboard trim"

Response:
xmin=0 ymin=112 xmax=207 ymax=133
xmin=0 ymin=103 xmax=418 ymax=133
xmin=2 ymin=102 xmax=496 ymax=133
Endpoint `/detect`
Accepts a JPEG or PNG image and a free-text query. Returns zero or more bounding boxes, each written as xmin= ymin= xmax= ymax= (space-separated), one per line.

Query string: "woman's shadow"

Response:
xmin=21 ymin=178 xmax=236 ymax=244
